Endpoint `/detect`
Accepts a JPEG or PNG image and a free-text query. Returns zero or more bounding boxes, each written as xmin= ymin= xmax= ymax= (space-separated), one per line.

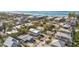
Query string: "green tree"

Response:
xmin=18 ymin=26 xmax=29 ymax=35
xmin=0 ymin=35 xmax=4 ymax=46
xmin=68 ymin=12 xmax=76 ymax=19
xmin=9 ymin=33 xmax=19 ymax=38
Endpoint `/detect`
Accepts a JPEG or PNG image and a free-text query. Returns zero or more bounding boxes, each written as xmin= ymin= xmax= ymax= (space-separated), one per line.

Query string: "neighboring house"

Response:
xmin=59 ymin=23 xmax=64 ymax=27
xmin=29 ymin=28 xmax=40 ymax=36
xmin=59 ymin=28 xmax=71 ymax=34
xmin=37 ymin=26 xmax=44 ymax=31
xmin=4 ymin=37 xmax=21 ymax=47
xmin=46 ymin=31 xmax=54 ymax=35
xmin=25 ymin=23 xmax=33 ymax=26
xmin=28 ymin=16 xmax=34 ymax=18
xmin=63 ymin=24 xmax=70 ymax=29
xmin=16 ymin=22 xmax=21 ymax=25
xmin=55 ymin=32 xmax=72 ymax=46
xmin=64 ymin=16 xmax=68 ymax=19
xmin=15 ymin=25 xmax=21 ymax=29
xmin=46 ymin=16 xmax=53 ymax=20
xmin=17 ymin=34 xmax=35 ymax=43
xmin=70 ymin=19 xmax=77 ymax=26
xmin=6 ymin=29 xmax=18 ymax=34
xmin=50 ymin=39 xmax=65 ymax=47
xmin=54 ymin=17 xmax=62 ymax=22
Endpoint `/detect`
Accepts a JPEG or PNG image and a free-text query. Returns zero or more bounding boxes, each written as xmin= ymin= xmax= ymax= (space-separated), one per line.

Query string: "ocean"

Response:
xmin=11 ymin=11 xmax=79 ymax=16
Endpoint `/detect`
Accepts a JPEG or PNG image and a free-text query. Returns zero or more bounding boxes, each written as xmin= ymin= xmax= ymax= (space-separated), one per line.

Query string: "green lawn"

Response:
xmin=73 ymin=31 xmax=79 ymax=47
xmin=72 ymin=24 xmax=79 ymax=47
xmin=76 ymin=24 xmax=79 ymax=29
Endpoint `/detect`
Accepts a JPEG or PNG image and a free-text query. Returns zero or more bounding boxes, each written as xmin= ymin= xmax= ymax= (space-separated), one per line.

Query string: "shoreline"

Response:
xmin=6 ymin=11 xmax=79 ymax=17
xmin=1 ymin=11 xmax=79 ymax=18
xmin=9 ymin=12 xmax=69 ymax=17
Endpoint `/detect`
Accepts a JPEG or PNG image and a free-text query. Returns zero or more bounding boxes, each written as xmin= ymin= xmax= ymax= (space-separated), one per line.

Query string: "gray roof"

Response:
xmin=51 ymin=39 xmax=65 ymax=47
xmin=18 ymin=35 xmax=33 ymax=41
xmin=71 ymin=20 xmax=77 ymax=26
xmin=4 ymin=37 xmax=18 ymax=47
xmin=55 ymin=32 xmax=72 ymax=40
xmin=63 ymin=24 xmax=70 ymax=28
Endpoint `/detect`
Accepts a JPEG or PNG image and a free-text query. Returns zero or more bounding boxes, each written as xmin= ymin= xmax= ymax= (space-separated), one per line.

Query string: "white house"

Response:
xmin=25 ymin=23 xmax=33 ymax=26
xmin=29 ymin=28 xmax=40 ymax=36
xmin=63 ymin=24 xmax=71 ymax=29
xmin=37 ymin=26 xmax=44 ymax=31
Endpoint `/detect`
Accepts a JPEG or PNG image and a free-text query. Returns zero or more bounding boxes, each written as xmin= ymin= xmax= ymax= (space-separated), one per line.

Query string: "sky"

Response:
xmin=0 ymin=0 xmax=79 ymax=11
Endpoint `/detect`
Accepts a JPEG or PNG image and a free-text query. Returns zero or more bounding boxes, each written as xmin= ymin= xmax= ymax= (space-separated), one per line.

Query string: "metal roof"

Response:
xmin=18 ymin=34 xmax=33 ymax=41
xmin=51 ymin=39 xmax=65 ymax=47
xmin=4 ymin=37 xmax=17 ymax=47
xmin=55 ymin=32 xmax=72 ymax=39
xmin=29 ymin=28 xmax=40 ymax=34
